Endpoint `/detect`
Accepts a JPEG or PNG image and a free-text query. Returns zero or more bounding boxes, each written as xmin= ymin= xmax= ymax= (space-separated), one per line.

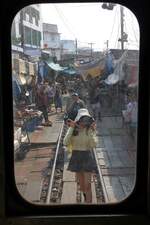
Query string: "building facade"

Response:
xmin=43 ymin=23 xmax=61 ymax=61
xmin=61 ymin=40 xmax=76 ymax=54
xmin=11 ymin=4 xmax=43 ymax=59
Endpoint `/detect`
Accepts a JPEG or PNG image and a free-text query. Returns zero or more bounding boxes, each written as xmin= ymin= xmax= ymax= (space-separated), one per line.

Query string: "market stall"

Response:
xmin=12 ymin=58 xmax=43 ymax=160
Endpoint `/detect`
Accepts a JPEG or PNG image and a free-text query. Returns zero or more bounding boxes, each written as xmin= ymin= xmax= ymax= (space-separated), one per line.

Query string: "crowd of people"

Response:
xmin=14 ymin=68 xmax=138 ymax=203
xmin=33 ymin=81 xmax=63 ymax=126
xmin=62 ymin=75 xmax=138 ymax=203
xmin=63 ymin=75 xmax=104 ymax=123
xmin=61 ymin=75 xmax=107 ymax=203
xmin=21 ymin=73 xmax=105 ymax=128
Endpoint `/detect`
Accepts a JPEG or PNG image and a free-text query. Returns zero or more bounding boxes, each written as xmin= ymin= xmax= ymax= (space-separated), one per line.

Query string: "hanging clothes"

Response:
xmin=19 ymin=59 xmax=26 ymax=74
xmin=38 ymin=61 xmax=45 ymax=83
xmin=12 ymin=74 xmax=22 ymax=101
xmin=105 ymin=52 xmax=114 ymax=75
xmin=105 ymin=51 xmax=128 ymax=85
xmin=29 ymin=62 xmax=35 ymax=76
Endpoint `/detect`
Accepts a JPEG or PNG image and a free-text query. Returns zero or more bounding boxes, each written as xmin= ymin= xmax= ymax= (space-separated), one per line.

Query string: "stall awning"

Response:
xmin=24 ymin=48 xmax=41 ymax=57
xmin=104 ymin=51 xmax=128 ymax=85
xmin=104 ymin=73 xmax=119 ymax=85
xmin=75 ymin=58 xmax=105 ymax=79
xmin=19 ymin=59 xmax=26 ymax=74
xmin=83 ymin=66 xmax=104 ymax=78
xmin=63 ymin=68 xmax=77 ymax=75
xmin=29 ymin=62 xmax=35 ymax=76
xmin=46 ymin=60 xmax=65 ymax=71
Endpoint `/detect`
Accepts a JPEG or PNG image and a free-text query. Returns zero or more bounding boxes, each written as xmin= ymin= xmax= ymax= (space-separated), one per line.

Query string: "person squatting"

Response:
xmin=63 ymin=108 xmax=97 ymax=203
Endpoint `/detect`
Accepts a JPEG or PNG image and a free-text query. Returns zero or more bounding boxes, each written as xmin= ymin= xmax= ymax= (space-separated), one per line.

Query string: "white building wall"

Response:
xmin=23 ymin=20 xmax=42 ymax=32
xmin=61 ymin=40 xmax=76 ymax=54
xmin=15 ymin=13 xmax=21 ymax=38
xmin=12 ymin=4 xmax=43 ymax=50
xmin=43 ymin=23 xmax=61 ymax=60
xmin=44 ymin=33 xmax=61 ymax=49
xmin=38 ymin=5 xmax=44 ymax=49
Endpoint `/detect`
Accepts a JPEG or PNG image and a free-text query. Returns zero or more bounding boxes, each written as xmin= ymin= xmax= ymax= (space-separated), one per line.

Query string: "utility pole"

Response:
xmin=88 ymin=42 xmax=95 ymax=58
xmin=118 ymin=6 xmax=128 ymax=51
xmin=75 ymin=38 xmax=78 ymax=60
xmin=101 ymin=3 xmax=128 ymax=51
xmin=60 ymin=43 xmax=63 ymax=61
xmin=106 ymin=40 xmax=109 ymax=51
xmin=120 ymin=6 xmax=124 ymax=50
xmin=120 ymin=6 xmax=124 ymax=51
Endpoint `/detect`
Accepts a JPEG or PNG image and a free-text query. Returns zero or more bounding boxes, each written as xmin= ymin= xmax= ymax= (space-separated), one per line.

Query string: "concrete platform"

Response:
xmin=95 ymin=116 xmax=136 ymax=203
xmin=28 ymin=114 xmax=64 ymax=144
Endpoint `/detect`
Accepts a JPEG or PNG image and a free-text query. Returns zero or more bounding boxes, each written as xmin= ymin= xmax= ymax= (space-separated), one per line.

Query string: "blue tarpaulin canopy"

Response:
xmin=46 ymin=60 xmax=66 ymax=71
xmin=63 ymin=68 xmax=77 ymax=75
xmin=45 ymin=60 xmax=78 ymax=76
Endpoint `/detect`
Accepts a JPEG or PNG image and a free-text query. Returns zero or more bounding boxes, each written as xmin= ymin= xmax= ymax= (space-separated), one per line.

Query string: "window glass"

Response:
xmin=24 ymin=26 xmax=31 ymax=45
xmin=12 ymin=2 xmax=139 ymax=205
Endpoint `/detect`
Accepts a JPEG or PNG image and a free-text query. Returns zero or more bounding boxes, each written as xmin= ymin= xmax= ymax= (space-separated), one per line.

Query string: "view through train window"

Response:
xmin=12 ymin=2 xmax=139 ymax=205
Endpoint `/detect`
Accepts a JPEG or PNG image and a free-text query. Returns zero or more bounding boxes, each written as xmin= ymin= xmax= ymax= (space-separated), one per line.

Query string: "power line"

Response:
xmin=128 ymin=39 xmax=139 ymax=47
xmin=54 ymin=5 xmax=77 ymax=39
xmin=54 ymin=5 xmax=94 ymax=48
xmin=124 ymin=11 xmax=139 ymax=50
xmin=88 ymin=42 xmax=95 ymax=57
xmin=78 ymin=40 xmax=94 ymax=46
xmin=123 ymin=16 xmax=129 ymax=49
xmin=130 ymin=12 xmax=139 ymax=43
xmin=53 ymin=5 xmax=96 ymax=49
xmin=108 ymin=6 xmax=118 ymax=42
xmin=114 ymin=15 xmax=121 ymax=49
xmin=124 ymin=9 xmax=138 ymax=44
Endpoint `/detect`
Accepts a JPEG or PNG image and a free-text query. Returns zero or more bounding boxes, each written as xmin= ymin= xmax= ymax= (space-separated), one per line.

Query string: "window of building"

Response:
xmin=37 ymin=31 xmax=41 ymax=46
xmin=32 ymin=16 xmax=36 ymax=26
xmin=32 ymin=29 xmax=37 ymax=46
xmin=24 ymin=26 xmax=32 ymax=45
xmin=25 ymin=13 xmax=30 ymax=22
xmin=35 ymin=16 xmax=39 ymax=26
xmin=51 ymin=34 xmax=56 ymax=41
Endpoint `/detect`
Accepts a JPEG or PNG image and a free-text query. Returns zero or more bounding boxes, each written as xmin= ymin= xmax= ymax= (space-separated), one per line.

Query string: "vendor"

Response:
xmin=122 ymin=92 xmax=137 ymax=139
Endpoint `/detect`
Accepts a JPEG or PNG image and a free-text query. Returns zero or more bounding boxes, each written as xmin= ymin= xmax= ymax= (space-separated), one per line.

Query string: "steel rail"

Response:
xmin=93 ymin=148 xmax=109 ymax=203
xmin=46 ymin=121 xmax=64 ymax=204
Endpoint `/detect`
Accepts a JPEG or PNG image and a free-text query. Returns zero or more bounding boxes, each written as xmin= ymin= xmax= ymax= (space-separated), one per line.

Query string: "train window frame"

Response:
xmin=0 ymin=0 xmax=150 ymax=224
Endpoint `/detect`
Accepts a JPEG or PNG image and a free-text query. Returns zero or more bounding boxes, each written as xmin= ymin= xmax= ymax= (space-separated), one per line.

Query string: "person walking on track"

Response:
xmin=89 ymin=86 xmax=102 ymax=121
xmin=54 ymin=85 xmax=63 ymax=113
xmin=36 ymin=83 xmax=52 ymax=126
xmin=65 ymin=92 xmax=86 ymax=121
xmin=63 ymin=108 xmax=97 ymax=203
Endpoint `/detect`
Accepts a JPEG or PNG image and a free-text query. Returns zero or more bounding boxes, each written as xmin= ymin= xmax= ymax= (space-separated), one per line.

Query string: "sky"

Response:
xmin=40 ymin=3 xmax=140 ymax=51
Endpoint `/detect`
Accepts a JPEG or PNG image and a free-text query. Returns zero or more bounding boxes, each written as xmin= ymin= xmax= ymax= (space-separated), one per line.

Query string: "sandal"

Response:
xmin=43 ymin=121 xmax=52 ymax=126
xmin=47 ymin=121 xmax=52 ymax=126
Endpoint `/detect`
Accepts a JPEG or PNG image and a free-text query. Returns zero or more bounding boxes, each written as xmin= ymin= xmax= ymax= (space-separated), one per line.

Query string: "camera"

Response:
xmin=79 ymin=116 xmax=95 ymax=127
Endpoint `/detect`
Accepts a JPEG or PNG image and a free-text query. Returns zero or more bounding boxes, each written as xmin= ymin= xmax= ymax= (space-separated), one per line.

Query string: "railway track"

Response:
xmin=15 ymin=115 xmax=135 ymax=204
xmin=38 ymin=122 xmax=65 ymax=204
xmin=15 ymin=93 xmax=136 ymax=204
xmin=38 ymin=122 xmax=107 ymax=204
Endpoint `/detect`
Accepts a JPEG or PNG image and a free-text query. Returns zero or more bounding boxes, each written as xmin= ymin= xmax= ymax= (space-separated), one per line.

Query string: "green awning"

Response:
xmin=63 ymin=68 xmax=77 ymax=75
xmin=46 ymin=60 xmax=65 ymax=71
